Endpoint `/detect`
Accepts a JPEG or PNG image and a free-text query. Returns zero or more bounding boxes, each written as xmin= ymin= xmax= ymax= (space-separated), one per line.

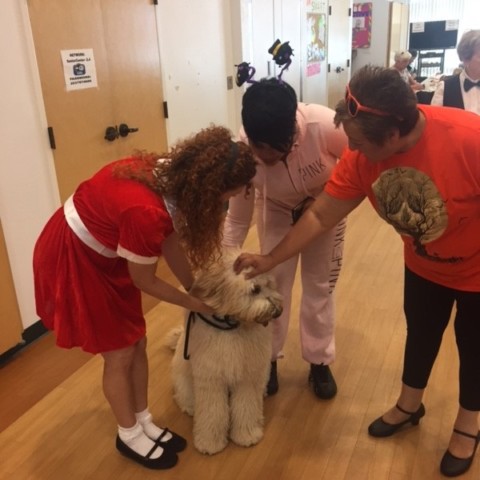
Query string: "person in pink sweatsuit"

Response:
xmin=223 ymin=78 xmax=348 ymax=398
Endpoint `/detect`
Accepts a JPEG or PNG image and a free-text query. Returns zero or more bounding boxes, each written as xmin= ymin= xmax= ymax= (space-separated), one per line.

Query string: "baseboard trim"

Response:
xmin=0 ymin=320 xmax=48 ymax=364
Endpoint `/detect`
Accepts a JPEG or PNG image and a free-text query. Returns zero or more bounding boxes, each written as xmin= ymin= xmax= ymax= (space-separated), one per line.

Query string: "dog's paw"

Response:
xmin=230 ymin=425 xmax=264 ymax=447
xmin=194 ymin=436 xmax=228 ymax=455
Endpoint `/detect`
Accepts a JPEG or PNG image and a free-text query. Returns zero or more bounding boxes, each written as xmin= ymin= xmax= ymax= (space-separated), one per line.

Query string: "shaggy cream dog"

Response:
xmin=167 ymin=248 xmax=283 ymax=455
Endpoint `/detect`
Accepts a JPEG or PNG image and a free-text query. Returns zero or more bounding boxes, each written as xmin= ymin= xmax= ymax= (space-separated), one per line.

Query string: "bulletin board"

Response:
xmin=352 ymin=3 xmax=372 ymax=49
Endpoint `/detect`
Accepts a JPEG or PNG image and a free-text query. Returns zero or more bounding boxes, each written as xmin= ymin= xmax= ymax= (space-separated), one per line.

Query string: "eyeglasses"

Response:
xmin=345 ymin=84 xmax=392 ymax=118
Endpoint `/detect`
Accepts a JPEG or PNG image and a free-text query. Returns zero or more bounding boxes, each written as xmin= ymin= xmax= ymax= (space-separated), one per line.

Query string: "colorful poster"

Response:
xmin=352 ymin=3 xmax=372 ymax=49
xmin=305 ymin=0 xmax=327 ymax=77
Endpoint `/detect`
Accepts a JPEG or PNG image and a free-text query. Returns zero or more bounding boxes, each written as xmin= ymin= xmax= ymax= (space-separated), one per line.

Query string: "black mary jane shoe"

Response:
xmin=155 ymin=428 xmax=187 ymax=453
xmin=116 ymin=436 xmax=178 ymax=469
xmin=368 ymin=403 xmax=426 ymax=437
xmin=440 ymin=429 xmax=480 ymax=477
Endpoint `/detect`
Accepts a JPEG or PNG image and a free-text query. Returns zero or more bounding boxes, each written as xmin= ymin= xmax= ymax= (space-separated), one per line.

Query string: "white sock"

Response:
xmin=135 ymin=408 xmax=173 ymax=442
xmin=118 ymin=422 xmax=162 ymax=459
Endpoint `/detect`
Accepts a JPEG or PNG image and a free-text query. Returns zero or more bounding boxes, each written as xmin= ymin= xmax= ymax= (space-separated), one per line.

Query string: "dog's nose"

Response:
xmin=267 ymin=297 xmax=283 ymax=319
xmin=272 ymin=306 xmax=283 ymax=318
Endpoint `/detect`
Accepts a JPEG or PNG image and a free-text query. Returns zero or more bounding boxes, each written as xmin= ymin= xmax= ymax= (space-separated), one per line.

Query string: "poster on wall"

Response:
xmin=60 ymin=49 xmax=98 ymax=91
xmin=352 ymin=3 xmax=372 ymax=49
xmin=305 ymin=0 xmax=327 ymax=77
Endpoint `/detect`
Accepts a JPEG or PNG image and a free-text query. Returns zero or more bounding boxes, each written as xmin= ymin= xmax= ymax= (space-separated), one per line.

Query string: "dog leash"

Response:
xmin=183 ymin=311 xmax=239 ymax=360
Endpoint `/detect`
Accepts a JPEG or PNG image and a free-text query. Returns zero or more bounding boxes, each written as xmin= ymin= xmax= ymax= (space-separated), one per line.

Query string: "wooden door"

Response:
xmin=0 ymin=220 xmax=23 ymax=354
xmin=28 ymin=0 xmax=169 ymax=313
xmin=27 ymin=0 xmax=168 ymax=202
xmin=327 ymin=0 xmax=352 ymax=109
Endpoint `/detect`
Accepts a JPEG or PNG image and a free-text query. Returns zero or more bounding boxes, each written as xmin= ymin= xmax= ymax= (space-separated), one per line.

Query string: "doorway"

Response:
xmin=27 ymin=0 xmax=168 ymax=202
xmin=28 ymin=0 xmax=170 ymax=313
xmin=327 ymin=0 xmax=353 ymax=109
xmin=0 ymin=220 xmax=23 ymax=354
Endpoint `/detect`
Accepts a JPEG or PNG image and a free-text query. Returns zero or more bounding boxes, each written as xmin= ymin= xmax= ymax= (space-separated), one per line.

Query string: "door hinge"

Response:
xmin=329 ymin=5 xmax=332 ymax=15
xmin=328 ymin=64 xmax=331 ymax=73
xmin=347 ymin=59 xmax=350 ymax=67
xmin=348 ymin=7 xmax=352 ymax=16
xmin=163 ymin=101 xmax=169 ymax=119
xmin=47 ymin=126 xmax=56 ymax=149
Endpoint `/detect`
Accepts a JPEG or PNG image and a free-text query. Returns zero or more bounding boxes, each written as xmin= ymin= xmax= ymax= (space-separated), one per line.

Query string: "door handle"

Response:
xmin=118 ymin=123 xmax=139 ymax=137
xmin=335 ymin=66 xmax=344 ymax=74
xmin=104 ymin=126 xmax=118 ymax=142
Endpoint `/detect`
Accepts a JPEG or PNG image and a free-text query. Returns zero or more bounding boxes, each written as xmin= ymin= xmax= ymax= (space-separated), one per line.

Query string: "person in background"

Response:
xmin=407 ymin=48 xmax=419 ymax=78
xmin=391 ymin=50 xmax=425 ymax=92
xmin=431 ymin=29 xmax=480 ymax=115
xmin=223 ymin=78 xmax=348 ymax=400
xmin=33 ymin=126 xmax=257 ymax=470
xmin=234 ymin=66 xmax=480 ymax=478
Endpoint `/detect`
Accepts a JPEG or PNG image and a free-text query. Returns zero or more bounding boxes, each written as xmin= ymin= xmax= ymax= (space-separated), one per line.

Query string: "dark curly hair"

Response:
xmin=116 ymin=126 xmax=257 ymax=270
xmin=241 ymin=78 xmax=298 ymax=152
xmin=334 ymin=65 xmax=419 ymax=146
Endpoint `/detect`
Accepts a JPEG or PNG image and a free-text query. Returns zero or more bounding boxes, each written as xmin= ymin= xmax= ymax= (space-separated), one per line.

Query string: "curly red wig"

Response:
xmin=116 ymin=125 xmax=257 ymax=270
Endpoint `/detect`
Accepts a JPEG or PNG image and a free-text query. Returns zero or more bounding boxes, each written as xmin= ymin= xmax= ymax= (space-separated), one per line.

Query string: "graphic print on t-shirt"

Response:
xmin=372 ymin=167 xmax=462 ymax=264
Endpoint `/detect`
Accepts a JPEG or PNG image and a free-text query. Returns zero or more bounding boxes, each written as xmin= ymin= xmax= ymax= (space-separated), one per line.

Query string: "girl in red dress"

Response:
xmin=33 ymin=126 xmax=257 ymax=469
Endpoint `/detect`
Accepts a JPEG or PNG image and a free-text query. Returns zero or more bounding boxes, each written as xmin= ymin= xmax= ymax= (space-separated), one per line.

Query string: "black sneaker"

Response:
xmin=266 ymin=361 xmax=279 ymax=396
xmin=308 ymin=363 xmax=337 ymax=399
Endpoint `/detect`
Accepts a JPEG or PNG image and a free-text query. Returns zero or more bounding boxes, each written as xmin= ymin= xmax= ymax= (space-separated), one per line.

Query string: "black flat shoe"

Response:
xmin=309 ymin=363 xmax=337 ymax=399
xmin=155 ymin=428 xmax=187 ymax=452
xmin=116 ymin=436 xmax=178 ymax=469
xmin=266 ymin=361 xmax=279 ymax=396
xmin=440 ymin=429 xmax=480 ymax=477
xmin=368 ymin=403 xmax=425 ymax=437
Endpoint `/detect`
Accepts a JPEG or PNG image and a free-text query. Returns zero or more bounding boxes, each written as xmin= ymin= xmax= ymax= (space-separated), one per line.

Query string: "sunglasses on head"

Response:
xmin=345 ymin=84 xmax=393 ymax=118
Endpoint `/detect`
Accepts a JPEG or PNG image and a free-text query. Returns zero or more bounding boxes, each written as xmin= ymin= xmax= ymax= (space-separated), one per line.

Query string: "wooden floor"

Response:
xmin=1 ymin=200 xmax=478 ymax=480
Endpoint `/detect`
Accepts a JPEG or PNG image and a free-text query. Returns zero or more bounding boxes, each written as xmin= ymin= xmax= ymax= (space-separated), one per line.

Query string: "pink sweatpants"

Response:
xmin=256 ymin=200 xmax=345 ymax=365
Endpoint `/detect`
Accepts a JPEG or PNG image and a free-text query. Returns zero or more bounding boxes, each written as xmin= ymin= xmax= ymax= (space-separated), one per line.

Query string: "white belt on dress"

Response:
xmin=64 ymin=195 xmax=118 ymax=258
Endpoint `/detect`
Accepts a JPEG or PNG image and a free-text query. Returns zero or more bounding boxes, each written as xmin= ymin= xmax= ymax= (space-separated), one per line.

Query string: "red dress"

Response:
xmin=33 ymin=158 xmax=174 ymax=353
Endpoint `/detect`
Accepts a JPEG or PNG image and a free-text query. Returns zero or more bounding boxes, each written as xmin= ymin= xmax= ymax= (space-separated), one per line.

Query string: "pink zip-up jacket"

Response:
xmin=223 ymin=102 xmax=347 ymax=247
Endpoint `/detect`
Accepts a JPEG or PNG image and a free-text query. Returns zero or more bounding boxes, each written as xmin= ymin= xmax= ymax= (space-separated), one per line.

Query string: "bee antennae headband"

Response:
xmin=234 ymin=39 xmax=294 ymax=86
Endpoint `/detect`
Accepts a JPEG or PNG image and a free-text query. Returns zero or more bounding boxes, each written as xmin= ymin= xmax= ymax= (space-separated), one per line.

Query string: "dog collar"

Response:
xmin=183 ymin=311 xmax=240 ymax=360
xmin=196 ymin=312 xmax=240 ymax=330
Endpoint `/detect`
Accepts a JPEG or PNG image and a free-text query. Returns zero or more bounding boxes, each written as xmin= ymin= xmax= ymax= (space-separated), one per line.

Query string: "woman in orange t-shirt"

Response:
xmin=235 ymin=66 xmax=480 ymax=478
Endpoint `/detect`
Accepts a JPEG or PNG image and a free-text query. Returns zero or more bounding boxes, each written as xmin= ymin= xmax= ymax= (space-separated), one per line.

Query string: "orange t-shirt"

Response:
xmin=325 ymin=105 xmax=480 ymax=291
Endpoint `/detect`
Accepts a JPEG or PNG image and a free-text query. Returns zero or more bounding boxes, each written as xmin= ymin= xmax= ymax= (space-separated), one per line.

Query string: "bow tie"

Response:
xmin=464 ymin=78 xmax=480 ymax=92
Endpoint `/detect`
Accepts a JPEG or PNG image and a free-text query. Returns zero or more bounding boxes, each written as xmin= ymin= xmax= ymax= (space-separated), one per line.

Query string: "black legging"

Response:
xmin=402 ymin=267 xmax=480 ymax=411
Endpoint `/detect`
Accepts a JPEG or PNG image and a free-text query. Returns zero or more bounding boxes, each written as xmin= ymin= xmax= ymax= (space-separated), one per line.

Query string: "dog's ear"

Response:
xmin=191 ymin=272 xmax=223 ymax=302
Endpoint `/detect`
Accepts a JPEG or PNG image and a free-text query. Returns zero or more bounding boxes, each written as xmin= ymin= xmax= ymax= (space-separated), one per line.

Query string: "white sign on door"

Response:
xmin=61 ymin=49 xmax=98 ymax=91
